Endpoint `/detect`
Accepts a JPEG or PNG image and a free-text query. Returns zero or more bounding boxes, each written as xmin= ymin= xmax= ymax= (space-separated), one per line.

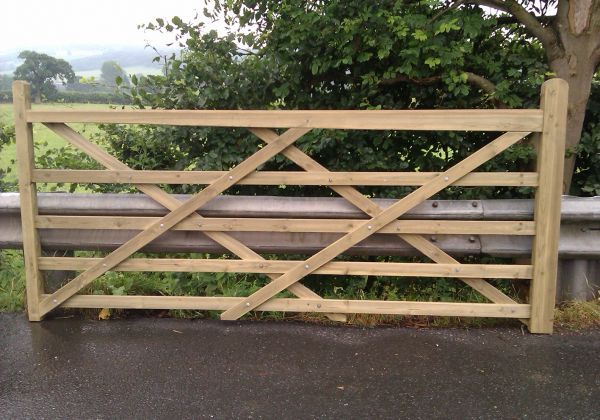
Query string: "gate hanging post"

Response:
xmin=529 ymin=78 xmax=568 ymax=334
xmin=13 ymin=81 xmax=45 ymax=321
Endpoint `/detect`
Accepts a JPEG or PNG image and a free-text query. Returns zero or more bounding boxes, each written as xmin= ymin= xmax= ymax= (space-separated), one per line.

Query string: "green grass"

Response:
xmin=0 ymin=250 xmax=25 ymax=312
xmin=0 ymin=103 xmax=116 ymax=185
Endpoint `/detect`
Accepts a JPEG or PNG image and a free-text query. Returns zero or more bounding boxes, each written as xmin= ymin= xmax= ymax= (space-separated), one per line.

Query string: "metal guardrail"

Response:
xmin=1 ymin=192 xmax=598 ymax=300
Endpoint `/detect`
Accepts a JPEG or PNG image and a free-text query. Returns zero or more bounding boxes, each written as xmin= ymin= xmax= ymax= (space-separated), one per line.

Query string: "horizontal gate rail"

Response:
xmin=12 ymin=79 xmax=568 ymax=333
xmin=26 ymin=109 xmax=543 ymax=131
xmin=34 ymin=216 xmax=536 ymax=235
xmin=37 ymin=257 xmax=533 ymax=278
xmin=50 ymin=294 xmax=531 ymax=318
xmin=31 ymin=169 xmax=539 ymax=187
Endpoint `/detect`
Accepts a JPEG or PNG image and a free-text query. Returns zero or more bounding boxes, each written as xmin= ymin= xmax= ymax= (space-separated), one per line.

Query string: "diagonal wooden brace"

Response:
xmin=249 ymin=128 xmax=519 ymax=306
xmin=38 ymin=126 xmax=311 ymax=316
xmin=43 ymin=123 xmax=345 ymax=321
xmin=221 ymin=131 xmax=528 ymax=320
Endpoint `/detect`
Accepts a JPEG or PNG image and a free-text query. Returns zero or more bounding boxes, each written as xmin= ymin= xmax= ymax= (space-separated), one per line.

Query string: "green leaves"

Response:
xmin=435 ymin=18 xmax=461 ymax=35
xmin=424 ymin=57 xmax=441 ymax=68
xmin=105 ymin=0 xmax=600 ymax=198
xmin=0 ymin=124 xmax=15 ymax=192
xmin=412 ymin=29 xmax=428 ymax=41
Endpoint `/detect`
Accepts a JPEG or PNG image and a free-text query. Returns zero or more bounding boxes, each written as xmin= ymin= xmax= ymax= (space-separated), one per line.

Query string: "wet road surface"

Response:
xmin=1 ymin=313 xmax=599 ymax=419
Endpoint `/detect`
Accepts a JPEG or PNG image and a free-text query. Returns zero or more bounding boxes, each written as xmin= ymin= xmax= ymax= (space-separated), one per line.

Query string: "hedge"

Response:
xmin=0 ymin=90 xmax=131 ymax=105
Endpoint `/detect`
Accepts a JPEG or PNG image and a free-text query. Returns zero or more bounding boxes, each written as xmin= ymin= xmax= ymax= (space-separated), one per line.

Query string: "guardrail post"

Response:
xmin=13 ymin=81 xmax=44 ymax=321
xmin=529 ymin=78 xmax=568 ymax=333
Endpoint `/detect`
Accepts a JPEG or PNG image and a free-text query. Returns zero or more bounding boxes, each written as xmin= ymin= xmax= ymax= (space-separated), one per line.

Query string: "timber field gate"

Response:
xmin=12 ymin=79 xmax=568 ymax=333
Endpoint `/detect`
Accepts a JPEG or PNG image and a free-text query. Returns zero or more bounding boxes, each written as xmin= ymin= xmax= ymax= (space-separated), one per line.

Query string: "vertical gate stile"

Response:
xmin=529 ymin=79 xmax=569 ymax=334
xmin=12 ymin=81 xmax=45 ymax=321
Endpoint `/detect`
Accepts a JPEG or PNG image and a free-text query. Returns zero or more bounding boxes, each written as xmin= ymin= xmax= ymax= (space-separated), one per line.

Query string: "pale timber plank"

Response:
xmin=13 ymin=81 xmax=45 ymax=321
xmin=529 ymin=79 xmax=568 ymax=334
xmin=52 ymin=294 xmax=531 ymax=318
xmin=35 ymin=216 xmax=536 ymax=235
xmin=28 ymin=109 xmax=544 ymax=131
xmin=32 ymin=169 xmax=539 ymax=187
xmin=38 ymin=257 xmax=533 ymax=279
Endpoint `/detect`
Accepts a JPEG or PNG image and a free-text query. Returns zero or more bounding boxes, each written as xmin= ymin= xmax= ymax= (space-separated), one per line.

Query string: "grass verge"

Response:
xmin=554 ymin=299 xmax=600 ymax=330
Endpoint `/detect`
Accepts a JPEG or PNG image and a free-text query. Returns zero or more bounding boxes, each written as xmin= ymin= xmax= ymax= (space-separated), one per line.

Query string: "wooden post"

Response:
xmin=529 ymin=78 xmax=568 ymax=334
xmin=13 ymin=81 xmax=44 ymax=321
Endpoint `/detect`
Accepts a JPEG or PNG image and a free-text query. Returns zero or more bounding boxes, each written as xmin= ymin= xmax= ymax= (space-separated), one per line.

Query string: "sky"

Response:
xmin=0 ymin=0 xmax=212 ymax=54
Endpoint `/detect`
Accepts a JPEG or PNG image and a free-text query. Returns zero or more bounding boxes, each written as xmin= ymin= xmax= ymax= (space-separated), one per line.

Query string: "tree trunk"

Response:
xmin=551 ymin=0 xmax=600 ymax=192
xmin=550 ymin=57 xmax=596 ymax=193
xmin=34 ymin=92 xmax=42 ymax=104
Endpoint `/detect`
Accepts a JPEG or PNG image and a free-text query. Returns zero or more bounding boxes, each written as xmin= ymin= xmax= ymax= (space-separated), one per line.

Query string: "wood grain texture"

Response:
xmin=13 ymin=81 xmax=44 ymax=321
xmin=35 ymin=216 xmax=536 ymax=235
xmin=49 ymin=294 xmax=531 ymax=318
xmin=32 ymin=169 xmax=539 ymax=187
xmin=529 ymin=79 xmax=568 ymax=334
xmin=28 ymin=109 xmax=544 ymax=131
xmin=38 ymin=257 xmax=533 ymax=279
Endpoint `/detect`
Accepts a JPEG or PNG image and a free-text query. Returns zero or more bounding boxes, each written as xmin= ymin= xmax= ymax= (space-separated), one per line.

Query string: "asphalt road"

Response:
xmin=1 ymin=313 xmax=599 ymax=419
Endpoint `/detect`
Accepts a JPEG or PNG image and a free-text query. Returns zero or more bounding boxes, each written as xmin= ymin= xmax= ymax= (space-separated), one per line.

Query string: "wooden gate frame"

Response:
xmin=12 ymin=79 xmax=567 ymax=333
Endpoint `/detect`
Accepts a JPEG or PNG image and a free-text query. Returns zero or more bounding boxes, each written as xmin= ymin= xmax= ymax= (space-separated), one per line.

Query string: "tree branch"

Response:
xmin=431 ymin=0 xmax=465 ymax=22
xmin=379 ymin=75 xmax=441 ymax=86
xmin=464 ymin=72 xmax=506 ymax=108
xmin=380 ymin=72 xmax=506 ymax=108
xmin=462 ymin=0 xmax=564 ymax=61
xmin=496 ymin=15 xmax=556 ymax=26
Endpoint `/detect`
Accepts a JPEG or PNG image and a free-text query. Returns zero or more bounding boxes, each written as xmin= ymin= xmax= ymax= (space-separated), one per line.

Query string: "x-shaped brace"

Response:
xmin=39 ymin=125 xmax=328 ymax=316
xmin=248 ymin=128 xmax=520 ymax=306
xmin=221 ymin=131 xmax=529 ymax=320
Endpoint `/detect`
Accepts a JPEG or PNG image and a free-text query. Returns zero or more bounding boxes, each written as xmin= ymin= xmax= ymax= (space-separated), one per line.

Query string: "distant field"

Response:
xmin=0 ymin=103 xmax=116 ymax=184
xmin=75 ymin=66 xmax=162 ymax=79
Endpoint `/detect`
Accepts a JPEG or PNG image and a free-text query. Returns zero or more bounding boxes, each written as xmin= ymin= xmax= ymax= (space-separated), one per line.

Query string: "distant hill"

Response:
xmin=69 ymin=48 xmax=171 ymax=72
xmin=0 ymin=45 xmax=178 ymax=76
